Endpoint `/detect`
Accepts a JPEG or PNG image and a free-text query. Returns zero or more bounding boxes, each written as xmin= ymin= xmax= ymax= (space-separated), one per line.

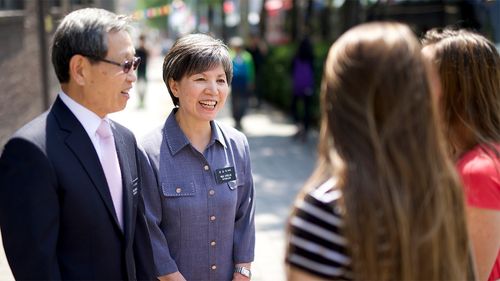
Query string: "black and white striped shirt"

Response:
xmin=286 ymin=178 xmax=353 ymax=279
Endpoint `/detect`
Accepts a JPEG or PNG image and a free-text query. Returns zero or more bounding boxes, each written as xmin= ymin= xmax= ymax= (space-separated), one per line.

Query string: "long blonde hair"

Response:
xmin=300 ymin=22 xmax=472 ymax=280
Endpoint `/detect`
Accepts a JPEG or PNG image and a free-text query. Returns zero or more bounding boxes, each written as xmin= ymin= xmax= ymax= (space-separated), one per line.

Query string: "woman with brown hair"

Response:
xmin=285 ymin=22 xmax=473 ymax=280
xmin=422 ymin=28 xmax=500 ymax=281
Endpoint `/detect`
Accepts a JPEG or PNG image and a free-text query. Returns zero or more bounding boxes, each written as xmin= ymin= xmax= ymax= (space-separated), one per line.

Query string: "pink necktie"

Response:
xmin=96 ymin=120 xmax=123 ymax=230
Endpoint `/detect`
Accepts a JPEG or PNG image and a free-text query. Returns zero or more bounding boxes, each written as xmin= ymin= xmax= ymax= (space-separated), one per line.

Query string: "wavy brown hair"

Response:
xmin=422 ymin=28 xmax=500 ymax=157
xmin=301 ymin=22 xmax=472 ymax=280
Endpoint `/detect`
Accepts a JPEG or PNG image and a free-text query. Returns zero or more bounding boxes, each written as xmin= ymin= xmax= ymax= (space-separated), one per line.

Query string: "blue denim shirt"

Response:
xmin=140 ymin=109 xmax=255 ymax=281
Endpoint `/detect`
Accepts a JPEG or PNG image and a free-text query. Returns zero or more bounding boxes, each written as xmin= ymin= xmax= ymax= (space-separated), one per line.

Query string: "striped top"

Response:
xmin=286 ymin=178 xmax=353 ymax=279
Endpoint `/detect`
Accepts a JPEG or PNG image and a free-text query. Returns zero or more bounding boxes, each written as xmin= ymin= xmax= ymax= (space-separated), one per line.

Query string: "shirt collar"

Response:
xmin=210 ymin=120 xmax=227 ymax=149
xmin=58 ymin=91 xmax=108 ymax=139
xmin=164 ymin=108 xmax=227 ymax=155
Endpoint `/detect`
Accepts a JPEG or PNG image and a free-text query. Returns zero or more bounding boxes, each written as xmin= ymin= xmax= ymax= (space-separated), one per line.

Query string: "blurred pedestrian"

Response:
xmin=229 ymin=36 xmax=255 ymax=130
xmin=136 ymin=33 xmax=150 ymax=109
xmin=286 ymin=22 xmax=474 ymax=280
xmin=140 ymin=33 xmax=255 ymax=281
xmin=290 ymin=36 xmax=315 ymax=142
xmin=0 ymin=8 xmax=155 ymax=280
xmin=246 ymin=33 xmax=267 ymax=108
xmin=422 ymin=27 xmax=500 ymax=281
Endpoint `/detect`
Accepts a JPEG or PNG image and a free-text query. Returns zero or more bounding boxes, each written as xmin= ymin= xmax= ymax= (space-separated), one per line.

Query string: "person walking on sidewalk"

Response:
xmin=246 ymin=33 xmax=267 ymax=109
xmin=0 ymin=8 xmax=155 ymax=280
xmin=229 ymin=36 xmax=255 ymax=130
xmin=290 ymin=36 xmax=315 ymax=142
xmin=136 ymin=33 xmax=150 ymax=109
xmin=286 ymin=22 xmax=474 ymax=280
xmin=140 ymin=33 xmax=255 ymax=281
xmin=422 ymin=28 xmax=500 ymax=281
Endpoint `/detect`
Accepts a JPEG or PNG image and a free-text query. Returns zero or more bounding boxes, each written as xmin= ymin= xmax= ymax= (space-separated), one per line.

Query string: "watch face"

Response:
xmin=235 ymin=267 xmax=251 ymax=278
xmin=241 ymin=268 xmax=250 ymax=277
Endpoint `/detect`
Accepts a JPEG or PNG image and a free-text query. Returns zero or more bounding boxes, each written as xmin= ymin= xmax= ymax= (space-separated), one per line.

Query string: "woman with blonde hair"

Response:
xmin=285 ymin=22 xmax=474 ymax=280
xmin=422 ymin=28 xmax=500 ymax=281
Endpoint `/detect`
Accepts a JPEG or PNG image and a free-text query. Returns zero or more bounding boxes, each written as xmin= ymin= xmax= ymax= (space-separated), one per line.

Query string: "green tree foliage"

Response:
xmin=261 ymin=42 xmax=330 ymax=127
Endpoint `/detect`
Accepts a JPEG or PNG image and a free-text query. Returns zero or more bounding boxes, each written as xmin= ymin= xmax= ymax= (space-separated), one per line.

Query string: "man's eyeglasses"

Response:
xmin=85 ymin=55 xmax=141 ymax=73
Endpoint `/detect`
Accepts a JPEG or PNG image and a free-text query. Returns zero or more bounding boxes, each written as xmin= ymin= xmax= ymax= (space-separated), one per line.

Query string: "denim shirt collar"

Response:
xmin=164 ymin=108 xmax=227 ymax=156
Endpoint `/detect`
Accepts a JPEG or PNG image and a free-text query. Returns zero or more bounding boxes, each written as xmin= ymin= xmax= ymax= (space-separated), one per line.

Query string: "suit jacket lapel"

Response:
xmin=51 ymin=97 xmax=123 ymax=233
xmin=112 ymin=123 xmax=135 ymax=240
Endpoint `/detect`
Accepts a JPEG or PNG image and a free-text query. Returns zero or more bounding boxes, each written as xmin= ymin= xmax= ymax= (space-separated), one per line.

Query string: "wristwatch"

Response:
xmin=234 ymin=266 xmax=252 ymax=279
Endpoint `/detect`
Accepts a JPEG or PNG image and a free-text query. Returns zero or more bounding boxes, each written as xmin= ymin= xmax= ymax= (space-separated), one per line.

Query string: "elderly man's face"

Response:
xmin=84 ymin=30 xmax=137 ymax=117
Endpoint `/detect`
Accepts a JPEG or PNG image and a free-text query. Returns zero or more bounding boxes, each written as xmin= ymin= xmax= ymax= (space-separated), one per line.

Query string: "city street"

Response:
xmin=0 ymin=55 xmax=318 ymax=281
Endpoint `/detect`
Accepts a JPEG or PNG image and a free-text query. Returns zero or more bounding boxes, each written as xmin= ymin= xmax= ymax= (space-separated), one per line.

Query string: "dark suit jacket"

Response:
xmin=0 ymin=97 xmax=156 ymax=280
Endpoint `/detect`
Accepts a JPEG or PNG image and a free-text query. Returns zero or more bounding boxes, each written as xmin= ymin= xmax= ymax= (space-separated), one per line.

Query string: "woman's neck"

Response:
xmin=175 ymin=112 xmax=212 ymax=153
xmin=450 ymin=125 xmax=477 ymax=159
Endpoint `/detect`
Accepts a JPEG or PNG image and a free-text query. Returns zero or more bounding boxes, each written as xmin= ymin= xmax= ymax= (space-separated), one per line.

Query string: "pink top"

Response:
xmin=457 ymin=144 xmax=500 ymax=281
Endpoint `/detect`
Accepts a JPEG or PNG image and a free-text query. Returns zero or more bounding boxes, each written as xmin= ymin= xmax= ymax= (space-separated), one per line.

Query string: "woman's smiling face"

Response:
xmin=169 ymin=64 xmax=229 ymax=125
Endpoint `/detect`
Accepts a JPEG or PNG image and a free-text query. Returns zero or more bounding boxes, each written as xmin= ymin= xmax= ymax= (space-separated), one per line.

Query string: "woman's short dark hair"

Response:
xmin=162 ymin=33 xmax=233 ymax=107
xmin=51 ymin=8 xmax=130 ymax=83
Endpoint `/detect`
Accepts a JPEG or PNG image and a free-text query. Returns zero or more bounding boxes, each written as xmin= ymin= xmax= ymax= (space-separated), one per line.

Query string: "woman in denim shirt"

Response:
xmin=140 ymin=33 xmax=255 ymax=281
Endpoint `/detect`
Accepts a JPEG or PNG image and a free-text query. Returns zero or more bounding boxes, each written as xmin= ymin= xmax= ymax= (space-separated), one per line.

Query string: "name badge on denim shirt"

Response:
xmin=214 ymin=167 xmax=236 ymax=184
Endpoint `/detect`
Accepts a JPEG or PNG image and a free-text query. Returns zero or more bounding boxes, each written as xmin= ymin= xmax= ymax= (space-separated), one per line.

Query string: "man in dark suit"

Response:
xmin=0 ymin=8 xmax=155 ymax=280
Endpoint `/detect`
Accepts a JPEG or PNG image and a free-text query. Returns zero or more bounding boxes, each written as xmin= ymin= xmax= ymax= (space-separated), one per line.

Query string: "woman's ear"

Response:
xmin=168 ymin=78 xmax=179 ymax=97
xmin=69 ymin=54 xmax=88 ymax=86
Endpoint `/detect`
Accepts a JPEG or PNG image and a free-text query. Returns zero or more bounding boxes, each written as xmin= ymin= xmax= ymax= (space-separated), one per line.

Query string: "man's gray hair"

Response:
xmin=51 ymin=8 xmax=131 ymax=83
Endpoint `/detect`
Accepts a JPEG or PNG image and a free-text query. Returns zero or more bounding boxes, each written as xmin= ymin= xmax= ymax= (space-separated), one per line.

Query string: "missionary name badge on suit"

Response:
xmin=214 ymin=167 xmax=236 ymax=186
xmin=132 ymin=177 xmax=139 ymax=196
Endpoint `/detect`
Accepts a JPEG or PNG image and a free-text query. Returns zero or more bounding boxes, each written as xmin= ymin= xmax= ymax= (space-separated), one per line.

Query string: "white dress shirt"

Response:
xmin=59 ymin=91 xmax=112 ymax=161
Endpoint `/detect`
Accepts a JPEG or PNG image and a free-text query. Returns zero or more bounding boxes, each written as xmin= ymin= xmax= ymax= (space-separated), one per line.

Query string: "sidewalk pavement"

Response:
xmin=0 ymin=55 xmax=319 ymax=281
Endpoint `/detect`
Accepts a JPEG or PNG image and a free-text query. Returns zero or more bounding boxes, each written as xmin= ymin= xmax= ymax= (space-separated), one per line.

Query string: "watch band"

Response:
xmin=234 ymin=266 xmax=252 ymax=278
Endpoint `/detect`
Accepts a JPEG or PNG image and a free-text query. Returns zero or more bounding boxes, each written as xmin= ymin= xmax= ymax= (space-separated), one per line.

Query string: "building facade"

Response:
xmin=0 ymin=0 xmax=115 ymax=147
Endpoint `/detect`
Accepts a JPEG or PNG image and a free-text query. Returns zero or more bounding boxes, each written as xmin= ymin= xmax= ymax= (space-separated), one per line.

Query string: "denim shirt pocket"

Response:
xmin=227 ymin=172 xmax=245 ymax=190
xmin=161 ymin=180 xmax=196 ymax=197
